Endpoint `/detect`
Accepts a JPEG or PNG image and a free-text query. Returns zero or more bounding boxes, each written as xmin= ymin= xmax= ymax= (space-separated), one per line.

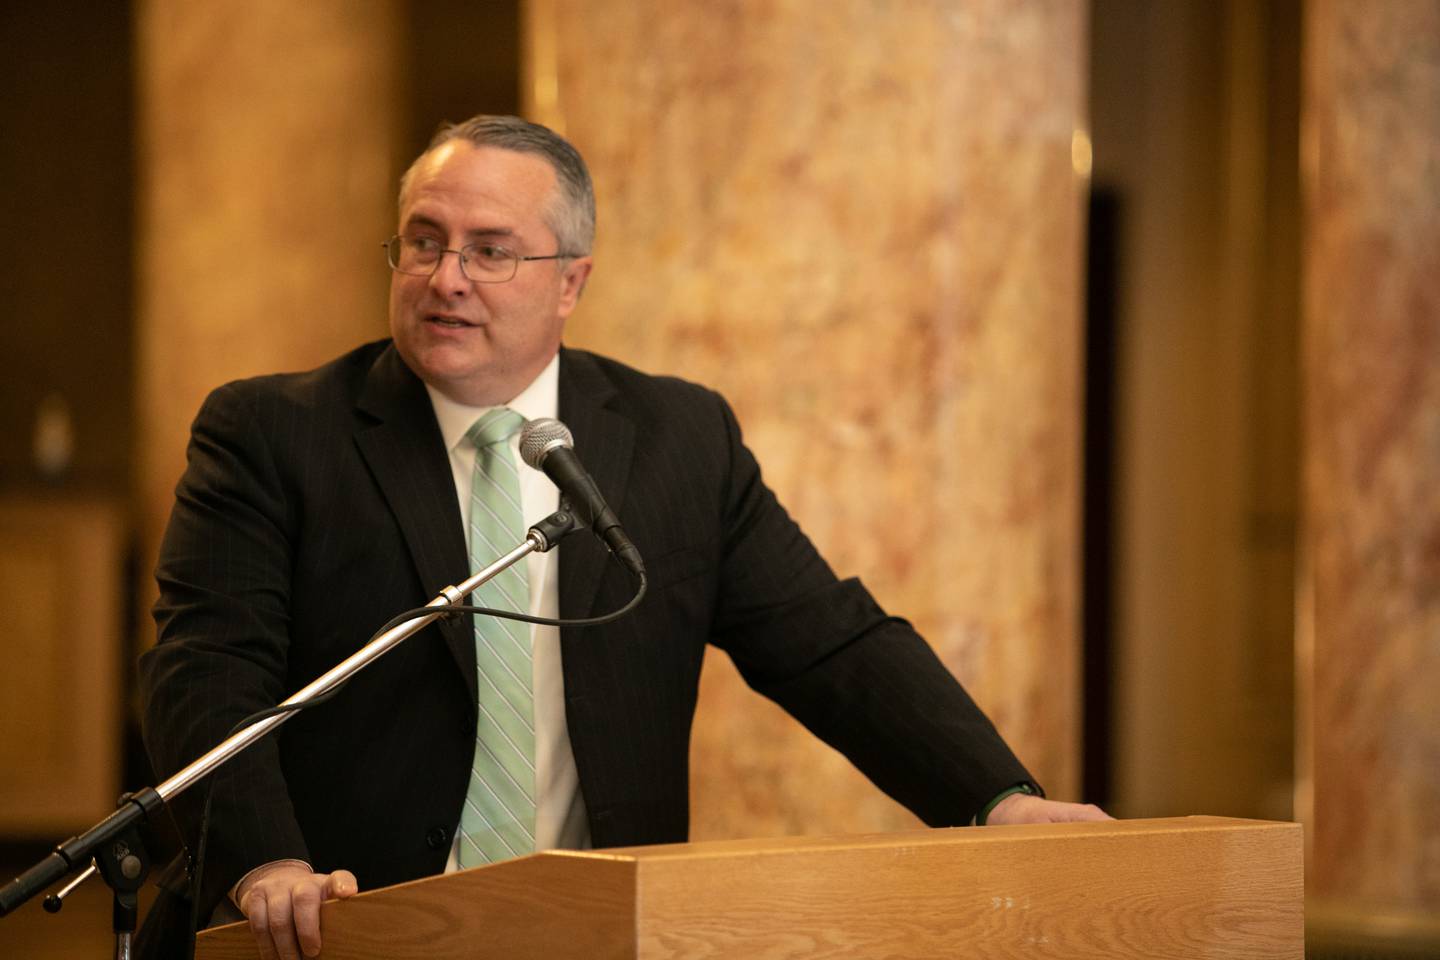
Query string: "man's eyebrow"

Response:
xmin=462 ymin=229 xmax=517 ymax=246
xmin=401 ymin=214 xmax=516 ymax=240
xmin=401 ymin=213 xmax=444 ymax=233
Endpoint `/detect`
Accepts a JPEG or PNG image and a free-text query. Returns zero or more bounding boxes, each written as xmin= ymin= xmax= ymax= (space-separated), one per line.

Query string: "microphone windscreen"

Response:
xmin=519 ymin=418 xmax=575 ymax=470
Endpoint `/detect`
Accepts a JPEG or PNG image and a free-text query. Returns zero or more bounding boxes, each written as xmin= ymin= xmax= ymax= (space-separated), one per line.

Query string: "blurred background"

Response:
xmin=1 ymin=0 xmax=1435 ymax=956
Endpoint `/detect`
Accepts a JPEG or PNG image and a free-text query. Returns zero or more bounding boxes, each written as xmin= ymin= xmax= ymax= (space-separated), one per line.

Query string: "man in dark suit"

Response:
xmin=140 ymin=115 xmax=1106 ymax=960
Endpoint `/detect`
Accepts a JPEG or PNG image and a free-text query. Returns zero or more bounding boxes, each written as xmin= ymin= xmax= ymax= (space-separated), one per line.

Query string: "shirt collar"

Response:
xmin=425 ymin=351 xmax=561 ymax=452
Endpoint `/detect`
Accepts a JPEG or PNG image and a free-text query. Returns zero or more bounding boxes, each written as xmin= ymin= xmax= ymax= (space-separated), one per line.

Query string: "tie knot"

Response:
xmin=467 ymin=408 xmax=526 ymax=449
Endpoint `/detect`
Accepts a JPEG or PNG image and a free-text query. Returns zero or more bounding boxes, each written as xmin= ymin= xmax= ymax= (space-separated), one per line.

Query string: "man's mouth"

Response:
xmin=427 ymin=314 xmax=476 ymax=328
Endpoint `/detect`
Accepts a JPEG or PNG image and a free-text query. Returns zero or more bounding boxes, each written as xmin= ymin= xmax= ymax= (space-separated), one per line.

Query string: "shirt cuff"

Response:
xmin=973 ymin=782 xmax=1041 ymax=826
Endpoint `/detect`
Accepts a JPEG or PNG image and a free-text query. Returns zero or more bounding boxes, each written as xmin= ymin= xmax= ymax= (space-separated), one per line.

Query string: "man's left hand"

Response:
xmin=985 ymin=793 xmax=1111 ymax=825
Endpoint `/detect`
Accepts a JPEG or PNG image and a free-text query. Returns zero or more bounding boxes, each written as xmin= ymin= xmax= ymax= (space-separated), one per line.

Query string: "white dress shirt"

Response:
xmin=424 ymin=352 xmax=590 ymax=867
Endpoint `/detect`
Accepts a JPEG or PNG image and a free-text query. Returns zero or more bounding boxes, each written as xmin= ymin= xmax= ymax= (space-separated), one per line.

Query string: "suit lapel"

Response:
xmin=353 ymin=346 xmax=476 ymax=702
xmin=556 ymin=349 xmax=637 ymax=622
xmin=555 ymin=349 xmax=641 ymax=835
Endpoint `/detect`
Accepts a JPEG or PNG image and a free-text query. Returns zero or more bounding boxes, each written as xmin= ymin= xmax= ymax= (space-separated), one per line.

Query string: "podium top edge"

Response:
xmin=537 ymin=815 xmax=1299 ymax=863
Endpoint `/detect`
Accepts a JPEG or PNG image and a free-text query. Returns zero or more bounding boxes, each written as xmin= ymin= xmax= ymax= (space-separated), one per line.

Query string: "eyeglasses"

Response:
xmin=383 ymin=235 xmax=578 ymax=283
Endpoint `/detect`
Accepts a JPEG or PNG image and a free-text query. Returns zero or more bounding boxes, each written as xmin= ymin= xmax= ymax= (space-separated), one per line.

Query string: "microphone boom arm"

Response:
xmin=0 ymin=507 xmax=583 ymax=919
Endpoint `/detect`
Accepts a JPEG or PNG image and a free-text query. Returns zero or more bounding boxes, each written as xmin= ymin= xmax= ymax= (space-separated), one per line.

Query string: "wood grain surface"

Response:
xmin=197 ymin=852 xmax=636 ymax=959
xmin=197 ymin=818 xmax=1301 ymax=959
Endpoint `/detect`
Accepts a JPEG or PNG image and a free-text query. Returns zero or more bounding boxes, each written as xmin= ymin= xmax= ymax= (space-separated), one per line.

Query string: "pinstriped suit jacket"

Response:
xmin=139 ymin=339 xmax=1032 ymax=921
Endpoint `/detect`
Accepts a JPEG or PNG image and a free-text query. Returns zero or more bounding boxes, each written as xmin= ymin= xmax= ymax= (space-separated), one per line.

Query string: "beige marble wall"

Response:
xmin=1301 ymin=0 xmax=1440 ymax=917
xmin=134 ymin=0 xmax=401 ymax=636
xmin=526 ymin=0 xmax=1087 ymax=838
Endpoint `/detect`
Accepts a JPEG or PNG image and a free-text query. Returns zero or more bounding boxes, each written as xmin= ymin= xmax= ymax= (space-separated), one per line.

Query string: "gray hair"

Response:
xmin=398 ymin=115 xmax=595 ymax=257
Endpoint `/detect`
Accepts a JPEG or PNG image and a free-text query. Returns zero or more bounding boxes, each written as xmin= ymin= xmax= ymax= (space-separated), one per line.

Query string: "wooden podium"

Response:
xmin=196 ymin=816 xmax=1302 ymax=959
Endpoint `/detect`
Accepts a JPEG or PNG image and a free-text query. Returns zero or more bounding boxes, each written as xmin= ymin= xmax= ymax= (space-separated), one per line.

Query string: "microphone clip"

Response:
xmin=527 ymin=503 xmax=586 ymax=554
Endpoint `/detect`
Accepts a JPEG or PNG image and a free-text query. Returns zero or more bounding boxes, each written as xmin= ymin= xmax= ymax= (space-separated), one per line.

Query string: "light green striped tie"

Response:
xmin=457 ymin=407 xmax=535 ymax=867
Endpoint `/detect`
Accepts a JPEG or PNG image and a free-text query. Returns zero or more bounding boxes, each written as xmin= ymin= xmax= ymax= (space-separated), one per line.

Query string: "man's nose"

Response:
xmin=428 ymin=249 xmax=471 ymax=294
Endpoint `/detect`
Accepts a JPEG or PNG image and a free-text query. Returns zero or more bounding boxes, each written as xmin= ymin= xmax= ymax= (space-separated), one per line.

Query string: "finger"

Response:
xmin=1059 ymin=802 xmax=1111 ymax=822
xmin=264 ymin=887 xmax=304 ymax=960
xmin=243 ymin=892 xmax=280 ymax=960
xmin=325 ymin=869 xmax=359 ymax=899
xmin=292 ymin=881 xmax=324 ymax=958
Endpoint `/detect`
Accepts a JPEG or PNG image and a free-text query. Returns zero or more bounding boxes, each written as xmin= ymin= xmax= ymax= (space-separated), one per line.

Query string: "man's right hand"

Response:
xmin=235 ymin=862 xmax=358 ymax=960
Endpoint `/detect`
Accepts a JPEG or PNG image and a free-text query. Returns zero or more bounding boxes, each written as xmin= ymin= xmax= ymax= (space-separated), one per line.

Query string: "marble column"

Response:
xmin=134 ymin=0 xmax=401 ymax=642
xmin=526 ymin=0 xmax=1087 ymax=838
xmin=1301 ymin=0 xmax=1440 ymax=927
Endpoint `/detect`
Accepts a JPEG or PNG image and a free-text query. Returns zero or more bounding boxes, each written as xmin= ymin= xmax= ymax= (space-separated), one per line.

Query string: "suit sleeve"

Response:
xmin=138 ymin=380 xmax=310 ymax=916
xmin=704 ymin=393 xmax=1036 ymax=825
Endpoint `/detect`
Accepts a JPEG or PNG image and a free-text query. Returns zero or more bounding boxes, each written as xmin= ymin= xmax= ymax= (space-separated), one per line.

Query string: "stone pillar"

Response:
xmin=526 ymin=0 xmax=1087 ymax=837
xmin=134 ymin=0 xmax=401 ymax=640
xmin=1301 ymin=0 xmax=1440 ymax=930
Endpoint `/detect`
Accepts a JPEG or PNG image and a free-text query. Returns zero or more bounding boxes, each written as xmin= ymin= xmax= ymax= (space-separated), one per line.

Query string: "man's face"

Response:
xmin=388 ymin=142 xmax=592 ymax=406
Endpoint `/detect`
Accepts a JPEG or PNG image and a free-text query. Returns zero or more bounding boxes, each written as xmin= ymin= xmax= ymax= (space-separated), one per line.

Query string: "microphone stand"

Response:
xmin=0 ymin=507 xmax=584 ymax=958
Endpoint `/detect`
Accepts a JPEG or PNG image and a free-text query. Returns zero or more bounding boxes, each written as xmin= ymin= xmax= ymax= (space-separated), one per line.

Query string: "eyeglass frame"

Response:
xmin=382 ymin=234 xmax=583 ymax=284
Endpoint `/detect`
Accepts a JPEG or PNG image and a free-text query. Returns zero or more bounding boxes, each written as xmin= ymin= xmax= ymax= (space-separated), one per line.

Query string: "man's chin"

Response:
xmin=394 ymin=339 xmax=483 ymax=385
xmin=415 ymin=358 xmax=490 ymax=391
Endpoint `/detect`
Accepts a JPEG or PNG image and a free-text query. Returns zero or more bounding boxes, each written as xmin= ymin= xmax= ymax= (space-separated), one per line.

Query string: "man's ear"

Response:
xmin=557 ymin=256 xmax=594 ymax=317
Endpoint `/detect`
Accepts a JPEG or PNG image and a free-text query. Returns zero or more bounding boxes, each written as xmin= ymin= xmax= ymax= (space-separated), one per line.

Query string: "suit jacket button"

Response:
xmin=426 ymin=826 xmax=450 ymax=850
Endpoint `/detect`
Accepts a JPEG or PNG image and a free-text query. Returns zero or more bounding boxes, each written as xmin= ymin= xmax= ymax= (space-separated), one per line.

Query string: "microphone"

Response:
xmin=519 ymin=418 xmax=644 ymax=578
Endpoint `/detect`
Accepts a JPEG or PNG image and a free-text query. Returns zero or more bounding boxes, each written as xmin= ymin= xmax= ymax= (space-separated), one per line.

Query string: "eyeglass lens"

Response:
xmin=388 ymin=237 xmax=516 ymax=282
